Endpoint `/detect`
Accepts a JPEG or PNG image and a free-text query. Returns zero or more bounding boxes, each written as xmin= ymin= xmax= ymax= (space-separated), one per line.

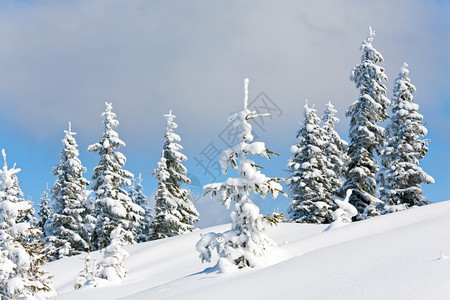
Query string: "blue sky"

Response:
xmin=0 ymin=0 xmax=448 ymax=227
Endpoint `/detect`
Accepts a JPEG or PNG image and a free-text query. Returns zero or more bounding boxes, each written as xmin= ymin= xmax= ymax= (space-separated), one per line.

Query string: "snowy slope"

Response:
xmin=46 ymin=200 xmax=450 ymax=299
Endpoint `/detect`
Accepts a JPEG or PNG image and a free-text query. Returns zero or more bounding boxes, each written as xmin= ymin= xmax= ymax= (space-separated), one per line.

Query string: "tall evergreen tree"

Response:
xmin=322 ymin=102 xmax=348 ymax=198
xmin=151 ymin=110 xmax=199 ymax=240
xmin=38 ymin=184 xmax=52 ymax=232
xmin=0 ymin=150 xmax=55 ymax=299
xmin=287 ymin=101 xmax=334 ymax=224
xmin=46 ymin=123 xmax=91 ymax=259
xmin=197 ymin=79 xmax=283 ymax=271
xmin=130 ymin=173 xmax=152 ymax=243
xmin=378 ymin=63 xmax=434 ymax=208
xmin=88 ymin=102 xmax=143 ymax=250
xmin=339 ymin=27 xmax=389 ymax=219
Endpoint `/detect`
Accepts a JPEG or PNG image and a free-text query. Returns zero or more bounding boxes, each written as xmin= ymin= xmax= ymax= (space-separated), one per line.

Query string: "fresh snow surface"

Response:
xmin=46 ymin=200 xmax=450 ymax=299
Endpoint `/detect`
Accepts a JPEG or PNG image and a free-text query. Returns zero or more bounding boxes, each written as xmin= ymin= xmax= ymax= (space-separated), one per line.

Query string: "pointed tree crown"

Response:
xmin=198 ymin=79 xmax=282 ymax=270
xmin=378 ymin=63 xmax=434 ymax=207
xmin=340 ymin=27 xmax=389 ymax=219
xmin=46 ymin=122 xmax=91 ymax=258
xmin=287 ymin=101 xmax=333 ymax=224
xmin=88 ymin=102 xmax=141 ymax=249
xmin=151 ymin=109 xmax=199 ymax=239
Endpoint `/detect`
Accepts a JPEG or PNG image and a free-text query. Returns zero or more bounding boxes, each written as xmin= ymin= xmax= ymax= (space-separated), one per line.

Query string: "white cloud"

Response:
xmin=0 ymin=0 xmax=447 ymax=140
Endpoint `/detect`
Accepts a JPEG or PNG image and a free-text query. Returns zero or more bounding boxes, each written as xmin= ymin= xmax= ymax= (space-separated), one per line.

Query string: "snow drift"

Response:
xmin=47 ymin=200 xmax=450 ymax=299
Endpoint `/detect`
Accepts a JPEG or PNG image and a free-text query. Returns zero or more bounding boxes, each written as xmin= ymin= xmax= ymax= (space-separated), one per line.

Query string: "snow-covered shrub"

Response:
xmin=96 ymin=226 xmax=129 ymax=282
xmin=74 ymin=254 xmax=97 ymax=290
xmin=74 ymin=226 xmax=129 ymax=290
xmin=325 ymin=189 xmax=358 ymax=231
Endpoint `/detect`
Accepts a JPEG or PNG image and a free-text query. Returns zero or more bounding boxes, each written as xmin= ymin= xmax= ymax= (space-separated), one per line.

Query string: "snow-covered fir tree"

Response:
xmin=74 ymin=226 xmax=129 ymax=289
xmin=322 ymin=101 xmax=348 ymax=197
xmin=339 ymin=27 xmax=389 ymax=220
xmin=0 ymin=149 xmax=56 ymax=299
xmin=378 ymin=63 xmax=434 ymax=209
xmin=17 ymin=195 xmax=39 ymax=229
xmin=46 ymin=123 xmax=91 ymax=259
xmin=130 ymin=173 xmax=152 ymax=243
xmin=150 ymin=110 xmax=199 ymax=240
xmin=88 ymin=102 xmax=143 ymax=250
xmin=37 ymin=184 xmax=52 ymax=232
xmin=83 ymin=195 xmax=97 ymax=246
xmin=287 ymin=101 xmax=334 ymax=224
xmin=197 ymin=79 xmax=283 ymax=271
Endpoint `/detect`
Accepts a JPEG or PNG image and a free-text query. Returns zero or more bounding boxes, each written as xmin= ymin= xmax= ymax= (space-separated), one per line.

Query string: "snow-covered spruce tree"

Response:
xmin=339 ymin=27 xmax=389 ymax=220
xmin=45 ymin=123 xmax=91 ymax=259
xmin=287 ymin=101 xmax=334 ymax=224
xmin=95 ymin=225 xmax=129 ymax=283
xmin=37 ymin=184 xmax=52 ymax=232
xmin=74 ymin=225 xmax=129 ymax=289
xmin=377 ymin=63 xmax=434 ymax=209
xmin=130 ymin=173 xmax=152 ymax=243
xmin=18 ymin=196 xmax=39 ymax=229
xmin=0 ymin=149 xmax=56 ymax=299
xmin=197 ymin=79 xmax=283 ymax=271
xmin=322 ymin=101 xmax=348 ymax=197
xmin=82 ymin=195 xmax=97 ymax=245
xmin=88 ymin=102 xmax=143 ymax=250
xmin=74 ymin=253 xmax=97 ymax=290
xmin=150 ymin=110 xmax=199 ymax=240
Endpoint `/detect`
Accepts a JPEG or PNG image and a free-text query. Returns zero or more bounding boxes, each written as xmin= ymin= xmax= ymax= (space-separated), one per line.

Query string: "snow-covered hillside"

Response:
xmin=47 ymin=200 xmax=450 ymax=299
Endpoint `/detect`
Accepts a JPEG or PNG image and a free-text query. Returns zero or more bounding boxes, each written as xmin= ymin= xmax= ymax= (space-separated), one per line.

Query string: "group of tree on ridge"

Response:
xmin=0 ymin=101 xmax=199 ymax=297
xmin=288 ymin=27 xmax=433 ymax=224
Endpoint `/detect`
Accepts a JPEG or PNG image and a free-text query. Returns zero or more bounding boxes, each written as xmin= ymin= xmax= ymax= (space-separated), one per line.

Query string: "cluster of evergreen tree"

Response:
xmin=0 ymin=150 xmax=56 ymax=299
xmin=0 ymin=101 xmax=199 ymax=294
xmin=287 ymin=101 xmax=348 ymax=224
xmin=288 ymin=28 xmax=433 ymax=223
xmin=37 ymin=103 xmax=199 ymax=257
xmin=29 ymin=102 xmax=199 ymax=291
